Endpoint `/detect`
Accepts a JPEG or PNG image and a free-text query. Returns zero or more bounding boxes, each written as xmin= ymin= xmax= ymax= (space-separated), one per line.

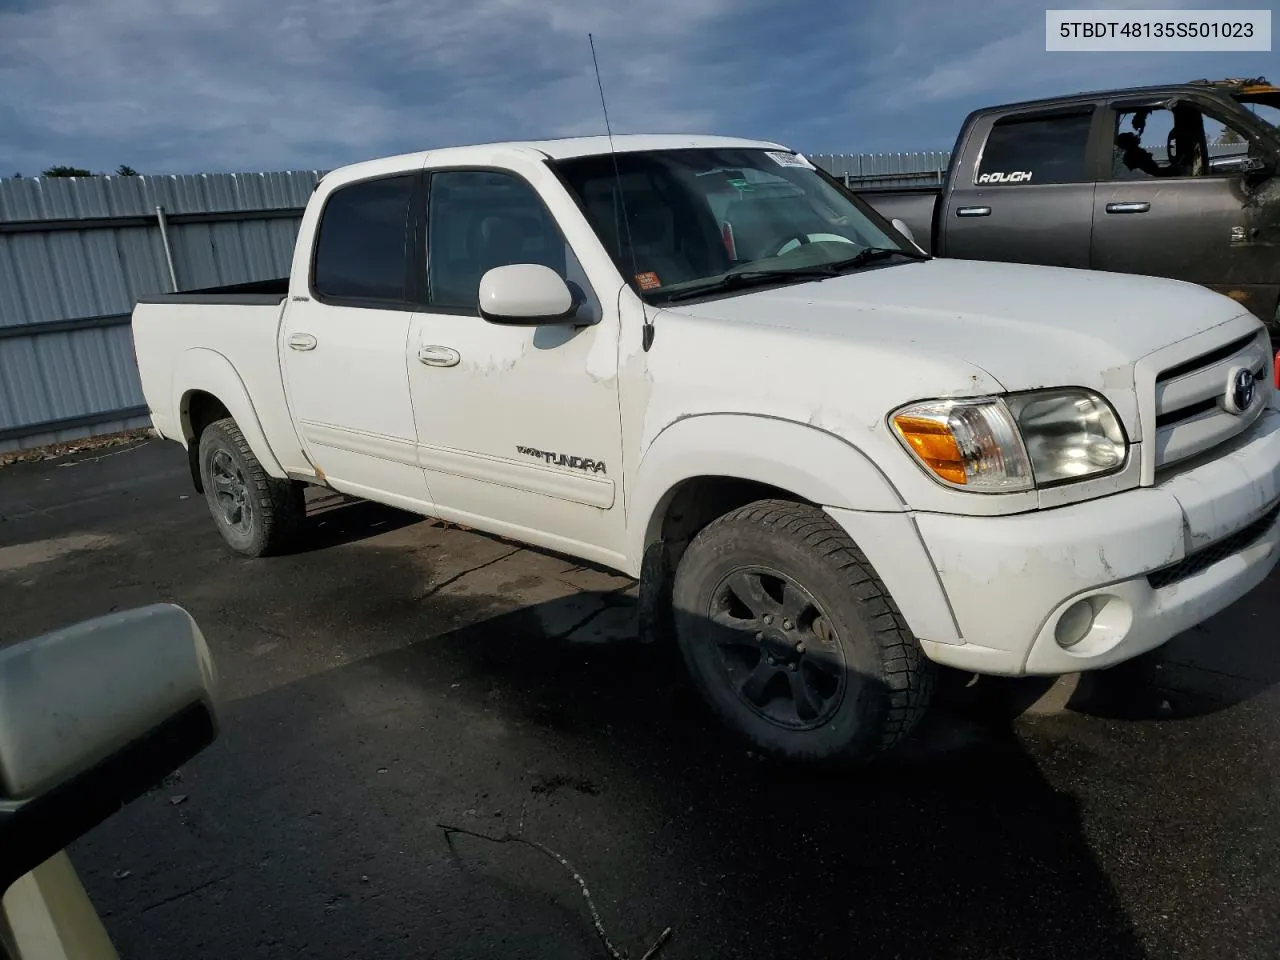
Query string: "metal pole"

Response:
xmin=154 ymin=205 xmax=178 ymax=292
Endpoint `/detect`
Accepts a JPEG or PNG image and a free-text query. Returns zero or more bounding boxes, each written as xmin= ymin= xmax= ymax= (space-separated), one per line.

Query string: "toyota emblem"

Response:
xmin=1224 ymin=366 xmax=1257 ymax=415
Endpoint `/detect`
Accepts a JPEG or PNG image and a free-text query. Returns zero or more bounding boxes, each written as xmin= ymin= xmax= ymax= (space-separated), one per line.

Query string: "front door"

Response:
xmin=280 ymin=171 xmax=432 ymax=510
xmin=407 ymin=166 xmax=626 ymax=565
xmin=1090 ymin=100 xmax=1280 ymax=324
xmin=942 ymin=106 xmax=1098 ymax=269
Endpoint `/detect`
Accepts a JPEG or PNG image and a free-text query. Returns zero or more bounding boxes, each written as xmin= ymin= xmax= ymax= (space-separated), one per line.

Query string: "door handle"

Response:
xmin=287 ymin=333 xmax=317 ymax=351
xmin=1105 ymin=201 xmax=1151 ymax=214
xmin=418 ymin=345 xmax=461 ymax=367
xmin=956 ymin=206 xmax=991 ymax=217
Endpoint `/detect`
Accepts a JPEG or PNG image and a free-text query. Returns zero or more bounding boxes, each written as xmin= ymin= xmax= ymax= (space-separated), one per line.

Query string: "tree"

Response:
xmin=116 ymin=164 xmax=139 ymax=176
xmin=41 ymin=165 xmax=94 ymax=177
xmin=1216 ymin=126 xmax=1244 ymax=145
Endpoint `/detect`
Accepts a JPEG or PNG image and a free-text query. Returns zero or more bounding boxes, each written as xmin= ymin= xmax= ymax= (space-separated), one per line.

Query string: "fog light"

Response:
xmin=1055 ymin=599 xmax=1095 ymax=649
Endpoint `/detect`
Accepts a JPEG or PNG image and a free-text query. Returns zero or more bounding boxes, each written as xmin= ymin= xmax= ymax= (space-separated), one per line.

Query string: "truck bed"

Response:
xmin=857 ymin=188 xmax=940 ymax=255
xmin=136 ymin=276 xmax=289 ymax=306
xmin=131 ymin=286 xmax=301 ymax=473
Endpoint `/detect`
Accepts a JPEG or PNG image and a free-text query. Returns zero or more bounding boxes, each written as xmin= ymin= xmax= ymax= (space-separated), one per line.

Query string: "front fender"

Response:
xmin=627 ymin=413 xmax=962 ymax=646
xmin=171 ymin=348 xmax=288 ymax=480
xmin=628 ymin=413 xmax=905 ymax=565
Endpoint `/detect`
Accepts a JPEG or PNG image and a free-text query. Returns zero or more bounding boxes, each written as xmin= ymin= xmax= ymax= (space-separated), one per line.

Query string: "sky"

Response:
xmin=0 ymin=0 xmax=1273 ymax=177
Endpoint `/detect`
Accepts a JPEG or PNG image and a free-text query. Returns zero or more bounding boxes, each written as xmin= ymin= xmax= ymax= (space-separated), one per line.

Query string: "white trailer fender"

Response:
xmin=171 ymin=348 xmax=289 ymax=480
xmin=628 ymin=413 xmax=963 ymax=646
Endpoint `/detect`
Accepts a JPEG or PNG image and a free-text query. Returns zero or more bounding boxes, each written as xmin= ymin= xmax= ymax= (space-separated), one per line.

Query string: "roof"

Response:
xmin=970 ymin=77 xmax=1277 ymax=116
xmin=513 ymin=133 xmax=789 ymax=158
xmin=320 ymin=134 xmax=794 ymax=188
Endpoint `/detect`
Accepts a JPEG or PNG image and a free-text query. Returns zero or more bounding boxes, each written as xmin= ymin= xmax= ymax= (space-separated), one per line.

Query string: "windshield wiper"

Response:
xmin=823 ymin=247 xmax=928 ymax=272
xmin=654 ymin=247 xmax=927 ymax=304
xmin=657 ymin=267 xmax=842 ymax=303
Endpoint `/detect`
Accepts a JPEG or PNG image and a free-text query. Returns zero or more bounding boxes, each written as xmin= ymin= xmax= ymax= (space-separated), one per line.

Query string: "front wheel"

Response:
xmin=671 ymin=499 xmax=934 ymax=763
xmin=197 ymin=417 xmax=305 ymax=557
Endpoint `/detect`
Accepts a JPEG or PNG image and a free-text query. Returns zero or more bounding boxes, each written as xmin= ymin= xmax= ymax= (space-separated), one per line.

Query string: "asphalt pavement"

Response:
xmin=2 ymin=437 xmax=1278 ymax=960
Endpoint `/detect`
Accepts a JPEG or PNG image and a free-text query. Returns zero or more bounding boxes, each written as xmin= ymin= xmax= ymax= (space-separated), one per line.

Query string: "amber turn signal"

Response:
xmin=891 ymin=415 xmax=967 ymax=485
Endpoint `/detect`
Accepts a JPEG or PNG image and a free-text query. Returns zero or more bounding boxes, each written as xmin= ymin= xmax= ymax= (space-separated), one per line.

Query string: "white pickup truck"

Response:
xmin=132 ymin=134 xmax=1280 ymax=763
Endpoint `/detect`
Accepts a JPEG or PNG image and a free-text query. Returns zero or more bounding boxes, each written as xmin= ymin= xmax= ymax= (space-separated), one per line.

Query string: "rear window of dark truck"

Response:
xmin=974 ymin=111 xmax=1094 ymax=185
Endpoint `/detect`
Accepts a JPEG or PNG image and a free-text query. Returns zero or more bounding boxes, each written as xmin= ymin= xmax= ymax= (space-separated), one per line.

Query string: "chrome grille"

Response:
xmin=1152 ymin=330 xmax=1272 ymax=470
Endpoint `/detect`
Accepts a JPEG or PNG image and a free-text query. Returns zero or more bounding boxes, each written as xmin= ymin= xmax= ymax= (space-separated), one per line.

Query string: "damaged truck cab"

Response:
xmin=131 ymin=134 xmax=1280 ymax=764
xmin=862 ymin=77 xmax=1280 ymax=342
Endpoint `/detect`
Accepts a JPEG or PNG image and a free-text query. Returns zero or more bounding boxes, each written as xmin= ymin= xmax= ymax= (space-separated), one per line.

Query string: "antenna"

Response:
xmin=588 ymin=33 xmax=652 ymax=351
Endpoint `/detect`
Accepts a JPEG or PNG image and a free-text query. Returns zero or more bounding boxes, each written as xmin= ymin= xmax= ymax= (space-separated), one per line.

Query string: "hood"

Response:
xmin=661 ymin=257 xmax=1252 ymax=393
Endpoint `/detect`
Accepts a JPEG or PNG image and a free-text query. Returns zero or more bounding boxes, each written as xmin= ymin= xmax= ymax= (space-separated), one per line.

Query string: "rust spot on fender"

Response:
xmin=314 ymin=465 xmax=326 ymax=481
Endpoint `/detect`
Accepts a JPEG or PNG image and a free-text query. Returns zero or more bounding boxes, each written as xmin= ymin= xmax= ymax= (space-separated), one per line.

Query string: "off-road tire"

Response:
xmin=197 ymin=417 xmax=305 ymax=557
xmin=671 ymin=499 xmax=934 ymax=763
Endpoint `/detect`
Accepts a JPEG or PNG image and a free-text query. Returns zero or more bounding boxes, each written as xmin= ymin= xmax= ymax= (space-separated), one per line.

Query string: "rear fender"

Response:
xmin=172 ymin=348 xmax=288 ymax=482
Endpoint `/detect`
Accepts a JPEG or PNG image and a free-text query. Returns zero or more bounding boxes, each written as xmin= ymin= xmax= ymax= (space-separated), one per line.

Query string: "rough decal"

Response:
xmin=977 ymin=171 xmax=1034 ymax=184
xmin=517 ymin=446 xmax=608 ymax=474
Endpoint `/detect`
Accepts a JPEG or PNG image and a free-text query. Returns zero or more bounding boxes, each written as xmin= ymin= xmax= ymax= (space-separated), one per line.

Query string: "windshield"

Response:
xmin=551 ymin=148 xmax=918 ymax=303
xmin=1234 ymin=90 xmax=1280 ymax=130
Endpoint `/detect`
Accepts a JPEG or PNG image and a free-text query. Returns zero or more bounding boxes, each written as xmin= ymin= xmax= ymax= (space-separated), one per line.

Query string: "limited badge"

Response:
xmin=635 ymin=271 xmax=661 ymax=290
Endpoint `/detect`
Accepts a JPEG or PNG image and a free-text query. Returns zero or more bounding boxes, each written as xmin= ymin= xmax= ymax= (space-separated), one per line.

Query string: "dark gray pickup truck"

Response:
xmin=859 ymin=77 xmax=1280 ymax=340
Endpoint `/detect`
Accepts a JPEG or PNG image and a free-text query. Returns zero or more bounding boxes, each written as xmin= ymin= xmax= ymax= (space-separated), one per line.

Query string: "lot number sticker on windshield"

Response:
xmin=766 ymin=151 xmax=815 ymax=169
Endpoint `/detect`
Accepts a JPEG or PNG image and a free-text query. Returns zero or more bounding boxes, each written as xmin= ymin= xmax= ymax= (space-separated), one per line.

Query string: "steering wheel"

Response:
xmin=752 ymin=230 xmax=857 ymax=261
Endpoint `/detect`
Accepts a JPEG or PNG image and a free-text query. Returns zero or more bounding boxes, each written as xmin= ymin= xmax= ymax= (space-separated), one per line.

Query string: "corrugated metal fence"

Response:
xmin=0 ymin=153 xmax=947 ymax=453
xmin=810 ymin=151 xmax=952 ymax=189
xmin=0 ymin=170 xmax=323 ymax=453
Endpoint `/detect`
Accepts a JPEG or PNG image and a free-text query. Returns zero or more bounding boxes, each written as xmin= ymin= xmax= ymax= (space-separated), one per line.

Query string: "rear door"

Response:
xmin=279 ymin=171 xmax=433 ymax=509
xmin=1090 ymin=96 xmax=1280 ymax=325
xmin=941 ymin=105 xmax=1101 ymax=268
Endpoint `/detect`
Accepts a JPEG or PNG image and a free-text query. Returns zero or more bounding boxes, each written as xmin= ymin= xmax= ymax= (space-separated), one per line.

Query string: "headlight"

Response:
xmin=891 ymin=389 xmax=1127 ymax=493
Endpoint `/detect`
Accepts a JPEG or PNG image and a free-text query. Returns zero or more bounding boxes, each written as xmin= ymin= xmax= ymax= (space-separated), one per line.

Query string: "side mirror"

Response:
xmin=1213 ymin=154 xmax=1276 ymax=180
xmin=478 ymin=264 xmax=578 ymax=326
xmin=1241 ymin=155 xmax=1275 ymax=178
xmin=0 ymin=604 xmax=219 ymax=896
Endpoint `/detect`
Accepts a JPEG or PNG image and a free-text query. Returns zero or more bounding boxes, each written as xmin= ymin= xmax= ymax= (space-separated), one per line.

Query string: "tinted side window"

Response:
xmin=313 ymin=175 xmax=415 ymax=303
xmin=975 ymin=111 xmax=1094 ymax=185
xmin=427 ymin=170 xmax=598 ymax=320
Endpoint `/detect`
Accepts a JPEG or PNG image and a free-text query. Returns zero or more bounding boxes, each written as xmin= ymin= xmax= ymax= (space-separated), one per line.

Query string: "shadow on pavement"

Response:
xmin=297 ymin=491 xmax=424 ymax=552
xmin=71 ymin=569 xmax=1161 ymax=960
xmin=401 ymin=591 xmax=1152 ymax=960
xmin=64 ymin=505 xmax=1280 ymax=960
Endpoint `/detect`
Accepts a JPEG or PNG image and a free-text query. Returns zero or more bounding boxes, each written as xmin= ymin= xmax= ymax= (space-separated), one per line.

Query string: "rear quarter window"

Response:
xmin=975 ymin=111 xmax=1094 ymax=185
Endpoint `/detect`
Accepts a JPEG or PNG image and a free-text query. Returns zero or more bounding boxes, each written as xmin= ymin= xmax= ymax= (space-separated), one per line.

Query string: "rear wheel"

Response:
xmin=671 ymin=499 xmax=934 ymax=763
xmin=197 ymin=417 xmax=305 ymax=557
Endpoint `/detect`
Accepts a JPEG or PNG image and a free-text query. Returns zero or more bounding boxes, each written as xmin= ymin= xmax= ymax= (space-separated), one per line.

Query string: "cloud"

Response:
xmin=0 ymin=0 xmax=1271 ymax=174
xmin=0 ymin=0 xmax=752 ymax=174
xmin=840 ymin=0 xmax=1271 ymax=149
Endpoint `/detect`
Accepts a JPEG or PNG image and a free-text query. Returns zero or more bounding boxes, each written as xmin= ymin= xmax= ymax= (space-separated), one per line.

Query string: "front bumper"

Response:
xmin=839 ymin=406 xmax=1280 ymax=677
